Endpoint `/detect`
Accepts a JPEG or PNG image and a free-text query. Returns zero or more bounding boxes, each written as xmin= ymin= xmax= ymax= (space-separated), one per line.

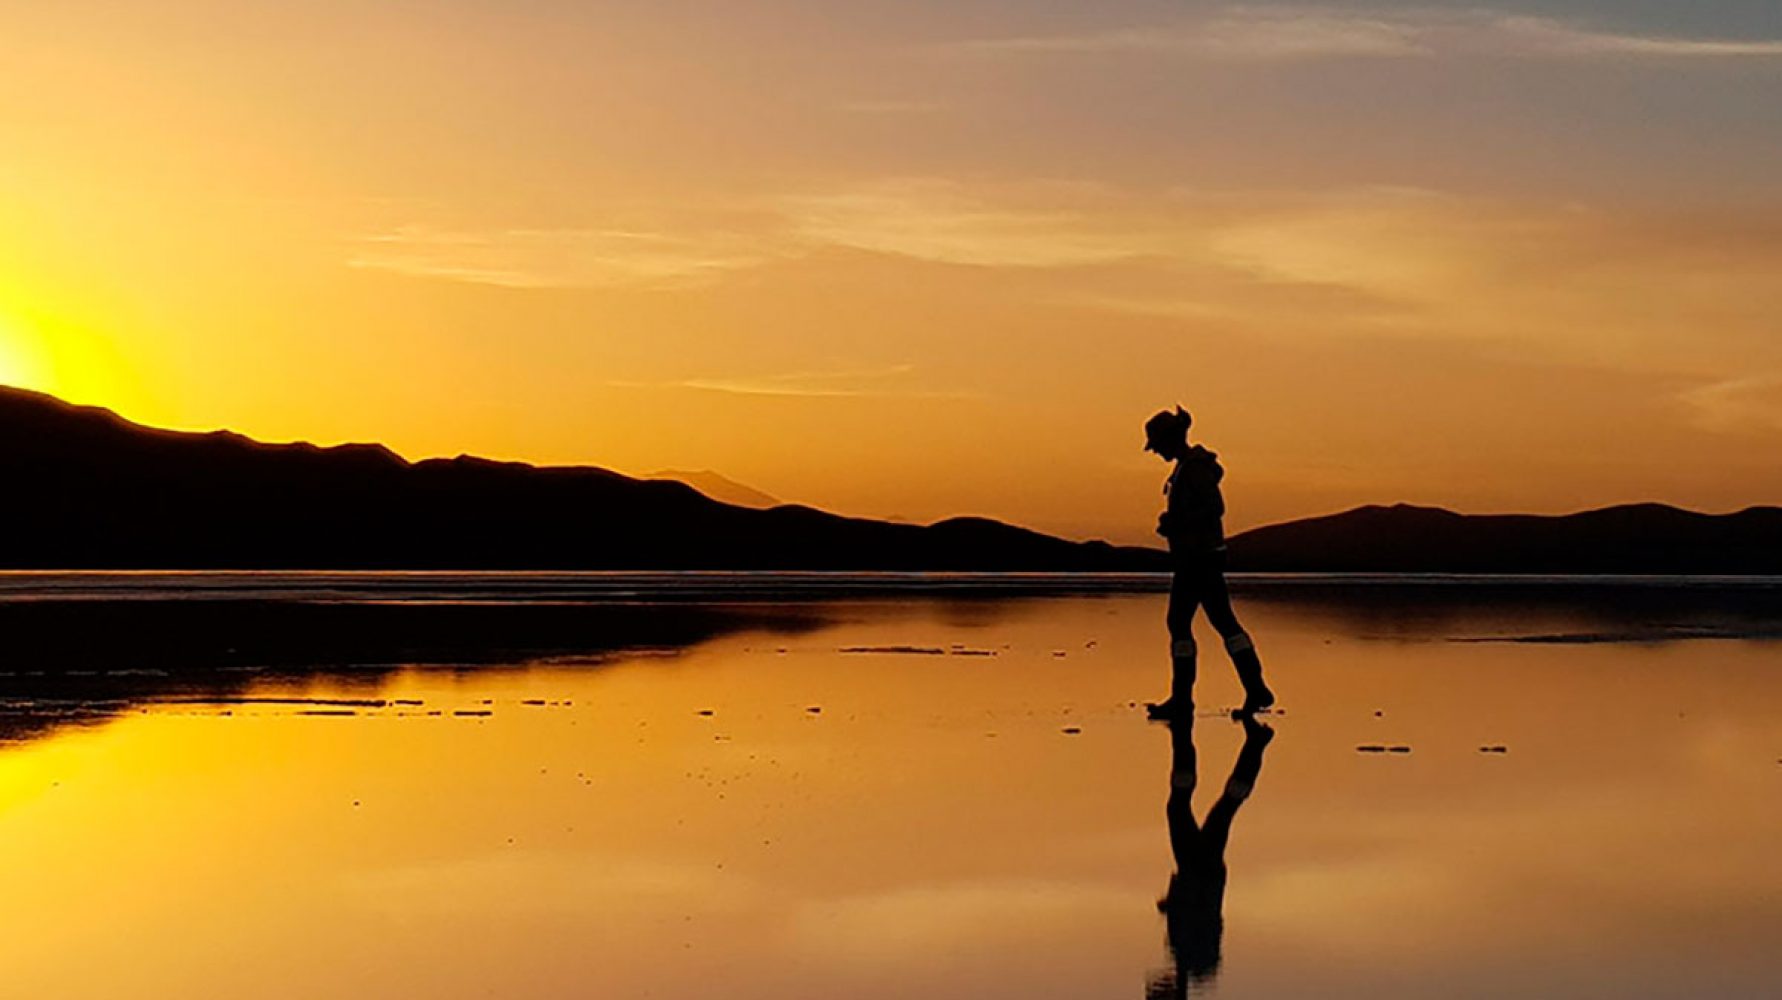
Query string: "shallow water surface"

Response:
xmin=2 ymin=588 xmax=1780 ymax=999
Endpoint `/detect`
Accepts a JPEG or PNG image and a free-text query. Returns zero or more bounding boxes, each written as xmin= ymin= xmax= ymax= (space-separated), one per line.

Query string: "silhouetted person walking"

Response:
xmin=1143 ymin=407 xmax=1274 ymax=718
xmin=1147 ymin=715 xmax=1274 ymax=999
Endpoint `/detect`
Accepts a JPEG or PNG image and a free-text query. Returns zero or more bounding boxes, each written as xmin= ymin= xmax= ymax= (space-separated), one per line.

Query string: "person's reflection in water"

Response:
xmin=1148 ymin=715 xmax=1274 ymax=999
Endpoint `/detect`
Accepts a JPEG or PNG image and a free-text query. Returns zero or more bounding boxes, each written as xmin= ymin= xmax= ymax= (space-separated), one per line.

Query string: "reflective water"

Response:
xmin=2 ymin=585 xmax=1780 ymax=998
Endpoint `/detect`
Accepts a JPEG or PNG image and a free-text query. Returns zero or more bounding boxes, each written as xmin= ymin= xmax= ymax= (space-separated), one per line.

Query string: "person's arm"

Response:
xmin=1160 ymin=464 xmax=1217 ymax=538
xmin=1158 ymin=467 xmax=1182 ymax=538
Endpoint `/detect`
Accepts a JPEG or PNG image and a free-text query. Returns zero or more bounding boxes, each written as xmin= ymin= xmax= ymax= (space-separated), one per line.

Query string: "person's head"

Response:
xmin=1144 ymin=406 xmax=1192 ymax=461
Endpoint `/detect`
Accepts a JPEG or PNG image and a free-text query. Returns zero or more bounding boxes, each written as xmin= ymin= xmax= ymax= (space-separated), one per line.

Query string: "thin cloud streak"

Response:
xmin=610 ymin=364 xmax=975 ymax=400
xmin=1679 ymin=374 xmax=1782 ymax=434
xmin=1512 ymin=17 xmax=1782 ymax=57
xmin=775 ymin=179 xmax=1782 ymax=385
xmin=671 ymin=379 xmax=970 ymax=399
xmin=954 ymin=9 xmax=1427 ymax=60
xmin=835 ymin=99 xmax=947 ymax=115
xmin=348 ymin=225 xmax=780 ymax=289
xmin=950 ymin=6 xmax=1782 ymax=62
xmin=779 ymin=180 xmax=1163 ymax=268
xmin=338 ymin=179 xmax=1782 ymax=407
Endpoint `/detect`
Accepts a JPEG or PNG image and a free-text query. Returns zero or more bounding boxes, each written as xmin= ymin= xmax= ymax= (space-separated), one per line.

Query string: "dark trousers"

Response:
xmin=1165 ymin=548 xmax=1262 ymax=703
xmin=1167 ymin=548 xmax=1243 ymax=642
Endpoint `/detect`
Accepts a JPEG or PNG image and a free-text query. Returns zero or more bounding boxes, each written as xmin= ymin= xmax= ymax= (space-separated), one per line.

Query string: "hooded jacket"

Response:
xmin=1160 ymin=446 xmax=1227 ymax=554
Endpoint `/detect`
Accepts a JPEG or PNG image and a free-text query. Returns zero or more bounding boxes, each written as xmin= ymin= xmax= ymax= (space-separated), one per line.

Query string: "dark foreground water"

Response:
xmin=1 ymin=575 xmax=1779 ymax=999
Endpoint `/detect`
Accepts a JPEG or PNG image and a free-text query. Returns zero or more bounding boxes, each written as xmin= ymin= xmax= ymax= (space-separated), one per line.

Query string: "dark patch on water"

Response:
xmin=1451 ymin=625 xmax=1782 ymax=644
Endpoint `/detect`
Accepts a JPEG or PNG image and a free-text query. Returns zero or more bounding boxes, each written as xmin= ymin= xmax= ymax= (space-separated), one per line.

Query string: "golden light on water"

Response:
xmin=2 ymin=592 xmax=1780 ymax=998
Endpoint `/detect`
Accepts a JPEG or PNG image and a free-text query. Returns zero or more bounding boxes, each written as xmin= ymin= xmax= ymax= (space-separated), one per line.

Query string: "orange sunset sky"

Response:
xmin=3 ymin=1 xmax=1780 ymax=544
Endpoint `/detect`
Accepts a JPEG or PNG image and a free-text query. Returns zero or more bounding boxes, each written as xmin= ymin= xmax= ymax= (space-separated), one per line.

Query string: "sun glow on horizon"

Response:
xmin=2 ymin=1 xmax=1780 ymax=541
xmin=0 ymin=312 xmax=52 ymax=394
xmin=0 ymin=308 xmax=155 ymax=421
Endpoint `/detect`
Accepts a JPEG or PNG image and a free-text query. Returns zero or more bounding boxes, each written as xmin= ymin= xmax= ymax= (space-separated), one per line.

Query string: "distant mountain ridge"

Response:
xmin=646 ymin=469 xmax=780 ymax=509
xmin=0 ymin=386 xmax=1160 ymax=570
xmin=5 ymin=387 xmax=1776 ymax=572
xmin=1226 ymin=502 xmax=1782 ymax=574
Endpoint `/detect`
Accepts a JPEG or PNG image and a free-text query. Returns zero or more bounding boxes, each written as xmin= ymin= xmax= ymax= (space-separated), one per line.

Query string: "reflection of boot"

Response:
xmin=1230 ymin=714 xmax=1274 ymax=791
xmin=1218 ymin=717 xmax=1274 ymax=806
xmin=1147 ymin=637 xmax=1198 ymax=720
xmin=1225 ymin=632 xmax=1275 ymax=714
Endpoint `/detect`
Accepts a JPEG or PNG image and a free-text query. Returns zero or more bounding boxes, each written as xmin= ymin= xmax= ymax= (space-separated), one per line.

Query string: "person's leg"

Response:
xmin=1201 ymin=714 xmax=1274 ymax=855
xmin=1152 ymin=563 xmax=1203 ymax=716
xmin=1155 ymin=718 xmax=1210 ymax=998
xmin=1200 ymin=555 xmax=1274 ymax=713
xmin=1166 ymin=717 xmax=1201 ymax=858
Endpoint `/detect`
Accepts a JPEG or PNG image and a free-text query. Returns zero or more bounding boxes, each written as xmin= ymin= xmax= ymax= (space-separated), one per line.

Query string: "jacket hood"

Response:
xmin=1183 ymin=445 xmax=1223 ymax=479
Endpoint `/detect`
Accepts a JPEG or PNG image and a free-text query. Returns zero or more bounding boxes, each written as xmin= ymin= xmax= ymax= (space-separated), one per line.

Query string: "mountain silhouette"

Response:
xmin=1226 ymin=502 xmax=1782 ymax=574
xmin=647 ymin=469 xmax=780 ymax=509
xmin=6 ymin=387 xmax=1775 ymax=572
xmin=0 ymin=386 xmax=1162 ymax=570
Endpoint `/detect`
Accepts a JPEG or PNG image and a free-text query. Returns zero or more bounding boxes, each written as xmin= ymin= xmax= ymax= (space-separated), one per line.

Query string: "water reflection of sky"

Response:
xmin=2 ymin=589 xmax=1779 ymax=999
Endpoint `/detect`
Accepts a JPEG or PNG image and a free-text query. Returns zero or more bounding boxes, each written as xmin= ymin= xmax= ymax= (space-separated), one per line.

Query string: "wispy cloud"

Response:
xmin=347 ymin=225 xmax=778 ymax=289
xmin=342 ymin=179 xmax=1782 ymax=403
xmin=1176 ymin=187 xmax=1782 ymax=381
xmin=950 ymin=6 xmax=1782 ymax=62
xmin=1679 ymin=374 xmax=1782 ymax=434
xmin=779 ymin=179 xmax=1164 ymax=268
xmin=835 ymin=99 xmax=946 ymax=115
xmin=775 ymin=179 xmax=1528 ymax=296
xmin=611 ymin=364 xmax=971 ymax=400
xmin=771 ymin=178 xmax=1782 ymax=389
xmin=1501 ymin=16 xmax=1782 ymax=57
xmin=955 ymin=9 xmax=1427 ymax=60
xmin=352 ymin=182 xmax=1160 ymax=287
xmin=1199 ymin=186 xmax=1552 ymax=300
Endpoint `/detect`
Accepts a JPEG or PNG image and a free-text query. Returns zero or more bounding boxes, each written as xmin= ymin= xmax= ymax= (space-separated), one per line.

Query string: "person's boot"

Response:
xmin=1225 ymin=631 xmax=1275 ymax=715
xmin=1147 ymin=637 xmax=1197 ymax=720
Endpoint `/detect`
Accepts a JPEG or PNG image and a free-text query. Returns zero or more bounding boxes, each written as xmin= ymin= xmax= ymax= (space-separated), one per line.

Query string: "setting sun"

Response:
xmin=0 ymin=314 xmax=49 ymax=393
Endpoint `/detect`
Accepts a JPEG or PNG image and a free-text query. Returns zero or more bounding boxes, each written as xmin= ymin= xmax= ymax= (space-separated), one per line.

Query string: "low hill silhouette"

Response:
xmin=647 ymin=469 xmax=780 ymax=509
xmin=1226 ymin=502 xmax=1782 ymax=574
xmin=7 ymin=387 xmax=1775 ymax=572
xmin=0 ymin=387 xmax=1162 ymax=570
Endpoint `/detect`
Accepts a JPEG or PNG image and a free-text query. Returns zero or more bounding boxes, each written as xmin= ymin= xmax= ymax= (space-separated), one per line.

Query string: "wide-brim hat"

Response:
xmin=1144 ymin=408 xmax=1191 ymax=451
